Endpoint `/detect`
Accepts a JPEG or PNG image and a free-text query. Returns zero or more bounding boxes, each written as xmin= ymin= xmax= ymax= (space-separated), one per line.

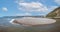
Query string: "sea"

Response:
xmin=0 ymin=17 xmax=60 ymax=32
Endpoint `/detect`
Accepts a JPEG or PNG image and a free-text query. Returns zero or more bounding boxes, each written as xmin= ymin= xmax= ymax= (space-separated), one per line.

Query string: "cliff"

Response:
xmin=46 ymin=7 xmax=60 ymax=18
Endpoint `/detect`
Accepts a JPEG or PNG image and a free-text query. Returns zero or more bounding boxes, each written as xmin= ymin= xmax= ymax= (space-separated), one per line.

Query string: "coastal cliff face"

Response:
xmin=46 ymin=7 xmax=60 ymax=18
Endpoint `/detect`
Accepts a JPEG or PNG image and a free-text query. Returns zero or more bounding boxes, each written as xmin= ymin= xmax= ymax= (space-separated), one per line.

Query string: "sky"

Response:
xmin=0 ymin=0 xmax=60 ymax=17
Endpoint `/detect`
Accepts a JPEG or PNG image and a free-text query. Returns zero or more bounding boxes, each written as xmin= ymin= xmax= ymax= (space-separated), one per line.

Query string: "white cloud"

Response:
xmin=49 ymin=6 xmax=58 ymax=11
xmin=16 ymin=0 xmax=59 ymax=16
xmin=46 ymin=6 xmax=58 ymax=14
xmin=16 ymin=13 xmax=32 ymax=16
xmin=18 ymin=1 xmax=48 ymax=12
xmin=54 ymin=0 xmax=60 ymax=5
xmin=2 ymin=7 xmax=8 ymax=11
xmin=48 ymin=6 xmax=58 ymax=11
xmin=15 ymin=0 xmax=24 ymax=3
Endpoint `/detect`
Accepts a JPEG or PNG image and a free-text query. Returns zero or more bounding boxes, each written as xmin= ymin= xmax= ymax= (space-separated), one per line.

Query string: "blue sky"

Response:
xmin=0 ymin=0 xmax=60 ymax=17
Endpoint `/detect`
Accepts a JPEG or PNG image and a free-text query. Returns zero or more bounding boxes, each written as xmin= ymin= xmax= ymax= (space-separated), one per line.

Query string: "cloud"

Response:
xmin=16 ymin=0 xmax=59 ymax=16
xmin=16 ymin=13 xmax=32 ymax=16
xmin=46 ymin=6 xmax=58 ymax=14
xmin=15 ymin=0 xmax=24 ymax=3
xmin=17 ymin=1 xmax=48 ymax=12
xmin=2 ymin=7 xmax=8 ymax=11
xmin=48 ymin=6 xmax=58 ymax=11
xmin=54 ymin=0 xmax=60 ymax=5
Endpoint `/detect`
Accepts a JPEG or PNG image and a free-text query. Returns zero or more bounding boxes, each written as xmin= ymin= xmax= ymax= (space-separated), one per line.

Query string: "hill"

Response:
xmin=46 ymin=7 xmax=60 ymax=18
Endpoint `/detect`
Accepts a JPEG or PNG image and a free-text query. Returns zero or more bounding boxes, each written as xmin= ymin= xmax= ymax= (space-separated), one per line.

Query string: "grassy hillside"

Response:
xmin=46 ymin=12 xmax=57 ymax=18
xmin=46 ymin=7 xmax=60 ymax=18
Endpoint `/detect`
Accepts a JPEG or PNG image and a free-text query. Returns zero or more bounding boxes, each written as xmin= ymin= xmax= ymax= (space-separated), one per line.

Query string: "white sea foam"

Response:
xmin=10 ymin=19 xmax=21 ymax=25
xmin=10 ymin=19 xmax=15 ymax=24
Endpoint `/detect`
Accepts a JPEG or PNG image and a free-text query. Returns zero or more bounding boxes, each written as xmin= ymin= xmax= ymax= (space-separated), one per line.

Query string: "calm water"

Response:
xmin=0 ymin=18 xmax=60 ymax=32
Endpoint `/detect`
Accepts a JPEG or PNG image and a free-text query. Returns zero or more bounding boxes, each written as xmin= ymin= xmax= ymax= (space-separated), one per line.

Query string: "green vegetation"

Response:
xmin=46 ymin=12 xmax=57 ymax=18
xmin=46 ymin=7 xmax=60 ymax=18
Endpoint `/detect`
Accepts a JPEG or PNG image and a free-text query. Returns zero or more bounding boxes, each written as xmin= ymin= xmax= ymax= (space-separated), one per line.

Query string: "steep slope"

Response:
xmin=46 ymin=7 xmax=60 ymax=18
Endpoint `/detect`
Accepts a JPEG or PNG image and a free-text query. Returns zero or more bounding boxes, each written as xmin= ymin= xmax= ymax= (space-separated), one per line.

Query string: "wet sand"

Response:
xmin=0 ymin=18 xmax=60 ymax=32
